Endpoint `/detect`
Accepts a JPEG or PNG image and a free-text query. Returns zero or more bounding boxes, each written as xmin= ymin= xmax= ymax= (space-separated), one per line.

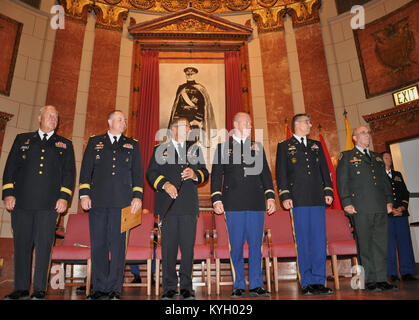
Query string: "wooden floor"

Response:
xmin=1 ymin=273 xmax=418 ymax=300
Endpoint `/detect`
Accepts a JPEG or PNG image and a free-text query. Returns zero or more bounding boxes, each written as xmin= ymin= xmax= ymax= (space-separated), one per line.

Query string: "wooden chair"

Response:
xmin=325 ymin=209 xmax=358 ymax=290
xmin=154 ymin=214 xmax=212 ymax=296
xmin=123 ymin=213 xmax=155 ymax=295
xmin=50 ymin=213 xmax=92 ymax=295
xmin=213 ymin=213 xmax=271 ymax=295
xmin=265 ymin=210 xmax=297 ymax=293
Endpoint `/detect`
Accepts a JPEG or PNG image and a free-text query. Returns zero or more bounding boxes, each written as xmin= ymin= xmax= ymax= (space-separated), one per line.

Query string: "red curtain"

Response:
xmin=224 ymin=51 xmax=244 ymax=132
xmin=135 ymin=51 xmax=159 ymax=212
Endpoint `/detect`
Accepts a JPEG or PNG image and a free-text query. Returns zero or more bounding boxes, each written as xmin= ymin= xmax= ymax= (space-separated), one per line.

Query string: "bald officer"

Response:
xmin=211 ymin=112 xmax=275 ymax=298
xmin=3 ymin=106 xmax=75 ymax=300
xmin=337 ymin=126 xmax=397 ymax=292
xmin=79 ymin=110 xmax=143 ymax=300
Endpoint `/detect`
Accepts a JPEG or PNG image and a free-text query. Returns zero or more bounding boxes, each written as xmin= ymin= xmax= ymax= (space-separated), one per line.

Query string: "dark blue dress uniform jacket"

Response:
xmin=276 ymin=136 xmax=334 ymax=207
xmin=211 ymin=137 xmax=275 ymax=211
xmin=146 ymin=141 xmax=209 ymax=217
xmin=2 ymin=132 xmax=75 ymax=210
xmin=79 ymin=133 xmax=143 ymax=208
xmin=388 ymin=170 xmax=410 ymax=217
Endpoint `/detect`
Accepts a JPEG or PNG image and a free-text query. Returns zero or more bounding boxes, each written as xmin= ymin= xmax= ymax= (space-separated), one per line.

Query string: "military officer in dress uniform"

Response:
xmin=147 ymin=117 xmax=209 ymax=300
xmin=382 ymin=152 xmax=418 ymax=281
xmin=211 ymin=112 xmax=276 ymax=298
xmin=3 ymin=105 xmax=75 ymax=300
xmin=79 ymin=110 xmax=143 ymax=300
xmin=336 ymin=126 xmax=397 ymax=292
xmin=276 ymin=113 xmax=334 ymax=296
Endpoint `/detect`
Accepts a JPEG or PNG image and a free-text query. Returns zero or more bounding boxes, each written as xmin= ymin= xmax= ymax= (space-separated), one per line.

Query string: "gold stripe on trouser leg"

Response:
xmin=289 ymin=209 xmax=301 ymax=282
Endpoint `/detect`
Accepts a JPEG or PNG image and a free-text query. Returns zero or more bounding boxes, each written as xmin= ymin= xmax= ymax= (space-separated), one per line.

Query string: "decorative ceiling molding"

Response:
xmin=128 ymin=7 xmax=253 ymax=41
xmin=62 ymin=0 xmax=128 ymax=30
xmin=63 ymin=0 xmax=321 ymax=33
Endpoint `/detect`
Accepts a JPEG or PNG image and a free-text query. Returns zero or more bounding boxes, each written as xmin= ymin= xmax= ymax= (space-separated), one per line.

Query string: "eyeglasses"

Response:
xmin=358 ymin=130 xmax=371 ymax=135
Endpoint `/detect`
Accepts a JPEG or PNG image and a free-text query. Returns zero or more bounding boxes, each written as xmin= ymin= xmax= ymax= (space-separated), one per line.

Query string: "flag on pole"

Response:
xmin=344 ymin=118 xmax=354 ymax=151
xmin=285 ymin=122 xmax=292 ymax=140
xmin=319 ymin=133 xmax=342 ymax=210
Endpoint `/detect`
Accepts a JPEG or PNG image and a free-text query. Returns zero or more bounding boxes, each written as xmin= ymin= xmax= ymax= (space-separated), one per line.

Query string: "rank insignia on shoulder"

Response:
xmin=55 ymin=141 xmax=67 ymax=149
xmin=123 ymin=143 xmax=133 ymax=149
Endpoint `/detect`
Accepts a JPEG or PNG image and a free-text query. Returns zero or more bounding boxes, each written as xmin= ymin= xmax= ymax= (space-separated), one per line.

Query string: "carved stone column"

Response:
xmin=46 ymin=0 xmax=91 ymax=139
xmin=83 ymin=3 xmax=128 ymax=144
xmin=291 ymin=0 xmax=340 ymax=156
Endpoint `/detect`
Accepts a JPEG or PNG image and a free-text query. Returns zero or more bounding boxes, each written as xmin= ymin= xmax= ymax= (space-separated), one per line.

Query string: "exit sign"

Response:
xmin=393 ymin=85 xmax=419 ymax=106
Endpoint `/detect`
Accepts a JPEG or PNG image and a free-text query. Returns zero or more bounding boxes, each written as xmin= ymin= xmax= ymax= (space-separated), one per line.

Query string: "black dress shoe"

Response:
xmin=86 ymin=291 xmax=110 ymax=300
xmin=230 ymin=289 xmax=245 ymax=298
xmin=4 ymin=290 xmax=30 ymax=300
xmin=390 ymin=275 xmax=400 ymax=282
xmin=161 ymin=290 xmax=178 ymax=300
xmin=365 ymin=282 xmax=382 ymax=292
xmin=109 ymin=291 xmax=121 ymax=300
xmin=402 ymin=274 xmax=419 ymax=281
xmin=180 ymin=289 xmax=195 ymax=300
xmin=377 ymin=282 xmax=399 ymax=291
xmin=131 ymin=274 xmax=142 ymax=284
xmin=301 ymin=285 xmax=317 ymax=295
xmin=249 ymin=287 xmax=270 ymax=297
xmin=31 ymin=291 xmax=46 ymax=300
xmin=312 ymin=284 xmax=333 ymax=295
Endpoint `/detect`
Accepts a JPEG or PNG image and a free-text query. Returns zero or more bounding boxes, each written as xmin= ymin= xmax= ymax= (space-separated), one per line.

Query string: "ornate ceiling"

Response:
xmin=62 ymin=0 xmax=321 ymax=32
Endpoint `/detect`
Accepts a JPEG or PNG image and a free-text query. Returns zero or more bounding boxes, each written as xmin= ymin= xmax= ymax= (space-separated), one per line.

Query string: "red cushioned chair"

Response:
xmin=50 ymin=213 xmax=92 ymax=295
xmin=155 ymin=214 xmax=212 ymax=296
xmin=123 ymin=212 xmax=155 ymax=295
xmin=213 ymin=213 xmax=271 ymax=295
xmin=325 ymin=209 xmax=358 ymax=290
xmin=265 ymin=210 xmax=297 ymax=293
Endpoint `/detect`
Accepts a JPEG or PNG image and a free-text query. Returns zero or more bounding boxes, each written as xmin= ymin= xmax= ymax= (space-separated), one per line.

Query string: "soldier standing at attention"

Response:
xmin=3 ymin=105 xmax=75 ymax=300
xmin=276 ymin=113 xmax=334 ymax=296
xmin=147 ymin=117 xmax=209 ymax=300
xmin=79 ymin=110 xmax=143 ymax=300
xmin=211 ymin=112 xmax=276 ymax=298
xmin=336 ymin=126 xmax=397 ymax=292
xmin=382 ymin=152 xmax=418 ymax=282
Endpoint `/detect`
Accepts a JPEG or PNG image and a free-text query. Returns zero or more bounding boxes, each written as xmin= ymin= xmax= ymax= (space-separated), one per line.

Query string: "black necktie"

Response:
xmin=42 ymin=133 xmax=48 ymax=142
xmin=113 ymin=136 xmax=118 ymax=146
xmin=364 ymin=149 xmax=371 ymax=161
xmin=300 ymin=137 xmax=305 ymax=147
